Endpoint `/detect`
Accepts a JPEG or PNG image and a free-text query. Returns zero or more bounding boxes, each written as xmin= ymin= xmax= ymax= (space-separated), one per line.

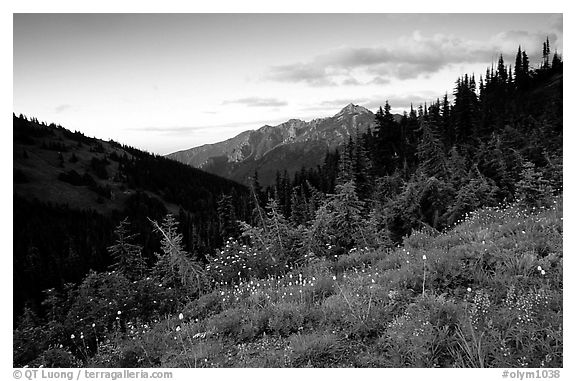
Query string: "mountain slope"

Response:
xmin=167 ymin=104 xmax=380 ymax=185
xmin=13 ymin=114 xmax=251 ymax=316
xmin=14 ymin=116 xmax=249 ymax=214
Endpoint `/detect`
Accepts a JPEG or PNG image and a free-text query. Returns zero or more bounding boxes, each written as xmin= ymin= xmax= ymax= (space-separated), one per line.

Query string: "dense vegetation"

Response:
xmin=13 ymin=40 xmax=562 ymax=368
xmin=13 ymin=117 xmax=252 ymax=316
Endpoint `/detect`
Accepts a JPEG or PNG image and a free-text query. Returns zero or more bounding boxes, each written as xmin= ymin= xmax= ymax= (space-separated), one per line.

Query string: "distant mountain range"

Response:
xmin=167 ymin=104 xmax=400 ymax=185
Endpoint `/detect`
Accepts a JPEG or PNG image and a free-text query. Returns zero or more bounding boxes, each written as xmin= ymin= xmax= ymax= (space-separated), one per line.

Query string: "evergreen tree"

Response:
xmin=374 ymin=101 xmax=400 ymax=175
xmin=353 ymin=130 xmax=374 ymax=201
xmin=514 ymin=46 xmax=523 ymax=82
xmin=107 ymin=218 xmax=146 ymax=281
xmin=452 ymin=75 xmax=479 ymax=143
xmin=522 ymin=51 xmax=530 ymax=76
xmin=217 ymin=194 xmax=240 ymax=240
xmin=310 ymin=181 xmax=368 ymax=257
xmin=516 ymin=161 xmax=553 ymax=207
xmin=337 ymin=137 xmax=355 ymax=184
xmin=497 ymin=55 xmax=508 ymax=83
xmin=447 ymin=169 xmax=497 ymax=225
xmin=551 ymin=51 xmax=562 ymax=72
xmin=417 ymin=119 xmax=448 ymax=179
xmin=290 ymin=185 xmax=309 ymax=226
xmin=542 ymin=37 xmax=551 ymax=69
xmin=150 ymin=214 xmax=205 ymax=294
xmin=440 ymin=93 xmax=453 ymax=148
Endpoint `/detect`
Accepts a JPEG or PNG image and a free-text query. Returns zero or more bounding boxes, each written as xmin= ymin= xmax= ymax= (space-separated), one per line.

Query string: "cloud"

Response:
xmin=266 ymin=29 xmax=559 ymax=86
xmin=488 ymin=30 xmax=559 ymax=61
xmin=221 ymin=97 xmax=288 ymax=107
xmin=298 ymin=98 xmax=371 ymax=114
xmin=54 ymin=104 xmax=72 ymax=113
xmin=369 ymin=76 xmax=391 ymax=85
xmin=267 ymin=63 xmax=337 ymax=86
xmin=548 ymin=14 xmax=562 ymax=34
xmin=129 ymin=118 xmax=286 ymax=136
xmin=363 ymin=92 xmax=442 ymax=111
xmin=341 ymin=77 xmax=362 ymax=86
xmin=318 ymin=98 xmax=370 ymax=107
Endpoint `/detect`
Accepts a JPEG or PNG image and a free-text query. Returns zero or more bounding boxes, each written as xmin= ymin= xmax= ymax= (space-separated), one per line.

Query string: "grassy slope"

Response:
xmin=91 ymin=197 xmax=562 ymax=368
xmin=14 ymin=118 xmax=249 ymax=215
xmin=14 ymin=124 xmax=178 ymax=214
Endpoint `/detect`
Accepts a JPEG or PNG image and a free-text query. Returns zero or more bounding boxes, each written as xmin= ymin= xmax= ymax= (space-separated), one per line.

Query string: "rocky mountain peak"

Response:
xmin=338 ymin=103 xmax=371 ymax=115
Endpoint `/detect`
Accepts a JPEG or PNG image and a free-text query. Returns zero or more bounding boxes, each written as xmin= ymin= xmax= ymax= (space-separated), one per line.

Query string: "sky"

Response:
xmin=13 ymin=13 xmax=563 ymax=155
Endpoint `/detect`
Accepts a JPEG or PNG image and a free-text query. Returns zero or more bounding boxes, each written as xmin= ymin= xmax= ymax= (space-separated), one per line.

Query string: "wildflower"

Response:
xmin=332 ymin=276 xmax=336 ymax=281
xmin=92 ymin=323 xmax=96 ymax=328
xmin=117 ymin=310 xmax=122 ymax=315
xmin=179 ymin=313 xmax=184 ymax=320
xmin=422 ymin=255 xmax=427 ymax=260
xmin=537 ymin=266 xmax=542 ymax=271
xmin=541 ymin=270 xmax=546 ymax=275
xmin=176 ymin=326 xmax=181 ymax=332
xmin=70 ymin=334 xmax=75 ymax=339
xmin=467 ymin=287 xmax=472 ymax=292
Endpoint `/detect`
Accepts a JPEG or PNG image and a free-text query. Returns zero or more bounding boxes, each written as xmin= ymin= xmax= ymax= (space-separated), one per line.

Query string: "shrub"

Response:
xmin=182 ymin=291 xmax=223 ymax=320
xmin=161 ymin=339 xmax=225 ymax=368
xmin=235 ymin=336 xmax=291 ymax=367
xmin=378 ymin=294 xmax=455 ymax=367
xmin=29 ymin=347 xmax=83 ymax=368
xmin=305 ymin=274 xmax=335 ymax=302
xmin=330 ymin=247 xmax=384 ymax=274
xmin=206 ymin=308 xmax=244 ymax=338
xmin=269 ymin=303 xmax=304 ymax=337
xmin=238 ymin=307 xmax=273 ymax=342
xmin=516 ymin=161 xmax=553 ymax=208
xmin=207 ymin=238 xmax=282 ymax=286
xmin=288 ymin=332 xmax=344 ymax=367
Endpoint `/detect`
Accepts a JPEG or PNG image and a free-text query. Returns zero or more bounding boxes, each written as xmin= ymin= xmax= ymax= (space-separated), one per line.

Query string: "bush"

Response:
xmin=378 ymin=294 xmax=457 ymax=367
xmin=330 ymin=247 xmax=383 ymax=274
xmin=29 ymin=347 xmax=83 ymax=368
xmin=206 ymin=308 xmax=244 ymax=338
xmin=269 ymin=303 xmax=304 ymax=337
xmin=516 ymin=161 xmax=553 ymax=208
xmin=207 ymin=238 xmax=282 ymax=285
xmin=182 ymin=291 xmax=223 ymax=320
xmin=305 ymin=274 xmax=335 ymax=302
xmin=238 ymin=307 xmax=273 ymax=342
xmin=235 ymin=336 xmax=291 ymax=367
xmin=288 ymin=332 xmax=344 ymax=367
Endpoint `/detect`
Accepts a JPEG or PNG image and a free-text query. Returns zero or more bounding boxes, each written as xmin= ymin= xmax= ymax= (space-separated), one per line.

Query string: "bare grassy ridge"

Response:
xmin=83 ymin=197 xmax=562 ymax=368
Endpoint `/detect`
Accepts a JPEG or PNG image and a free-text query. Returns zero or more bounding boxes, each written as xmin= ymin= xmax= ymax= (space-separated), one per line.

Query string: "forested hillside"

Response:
xmin=13 ymin=117 xmax=252 ymax=316
xmin=13 ymin=41 xmax=562 ymax=368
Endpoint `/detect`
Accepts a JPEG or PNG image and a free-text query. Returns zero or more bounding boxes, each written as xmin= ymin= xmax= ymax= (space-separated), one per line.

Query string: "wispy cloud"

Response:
xmin=369 ymin=76 xmax=391 ymax=85
xmin=266 ymin=63 xmax=338 ymax=87
xmin=319 ymin=98 xmax=370 ymax=107
xmin=266 ymin=30 xmax=559 ymax=86
xmin=363 ymin=92 xmax=444 ymax=111
xmin=129 ymin=118 xmax=286 ymax=136
xmin=222 ymin=97 xmax=288 ymax=107
xmin=54 ymin=104 xmax=72 ymax=113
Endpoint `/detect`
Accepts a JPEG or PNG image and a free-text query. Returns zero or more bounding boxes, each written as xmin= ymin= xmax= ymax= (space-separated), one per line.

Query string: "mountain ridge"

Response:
xmin=167 ymin=103 xmax=389 ymax=185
